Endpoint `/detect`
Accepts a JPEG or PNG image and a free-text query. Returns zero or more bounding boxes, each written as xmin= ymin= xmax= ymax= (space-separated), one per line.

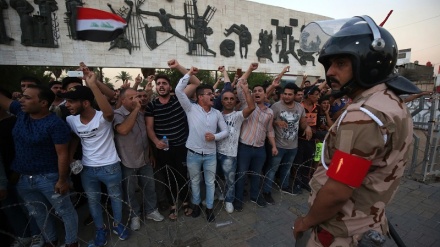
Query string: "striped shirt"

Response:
xmin=236 ymin=84 xmax=275 ymax=147
xmin=145 ymin=95 xmax=189 ymax=146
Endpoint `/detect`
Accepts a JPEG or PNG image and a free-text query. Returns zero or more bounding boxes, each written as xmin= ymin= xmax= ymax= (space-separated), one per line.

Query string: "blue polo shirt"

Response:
xmin=10 ymin=101 xmax=71 ymax=175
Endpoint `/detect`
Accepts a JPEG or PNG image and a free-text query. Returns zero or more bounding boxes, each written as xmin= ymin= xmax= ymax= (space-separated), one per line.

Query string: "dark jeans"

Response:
xmin=292 ymin=138 xmax=316 ymax=188
xmin=156 ymin=145 xmax=190 ymax=206
xmin=235 ymin=143 xmax=266 ymax=205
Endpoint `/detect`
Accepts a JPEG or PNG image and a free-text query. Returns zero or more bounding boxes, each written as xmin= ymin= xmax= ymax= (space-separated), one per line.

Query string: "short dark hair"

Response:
xmin=196 ymin=84 xmax=214 ymax=101
xmin=252 ymin=84 xmax=266 ymax=92
xmin=27 ymin=84 xmax=55 ymax=108
xmin=62 ymin=77 xmax=83 ymax=89
xmin=48 ymin=81 xmax=62 ymax=88
xmin=283 ymin=83 xmax=299 ymax=93
xmin=155 ymin=74 xmax=170 ymax=84
xmin=295 ymin=88 xmax=304 ymax=94
xmin=221 ymin=89 xmax=235 ymax=99
xmin=319 ymin=94 xmax=330 ymax=104
xmin=20 ymin=76 xmax=41 ymax=85
xmin=303 ymin=85 xmax=320 ymax=98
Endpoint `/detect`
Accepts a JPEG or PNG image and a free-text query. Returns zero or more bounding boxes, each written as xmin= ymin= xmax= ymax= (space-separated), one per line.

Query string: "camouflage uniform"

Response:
xmin=307 ymin=84 xmax=414 ymax=246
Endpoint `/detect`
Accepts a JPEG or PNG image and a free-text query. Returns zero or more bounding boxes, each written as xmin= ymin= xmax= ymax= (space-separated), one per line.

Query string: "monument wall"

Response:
xmin=0 ymin=0 xmax=330 ymax=76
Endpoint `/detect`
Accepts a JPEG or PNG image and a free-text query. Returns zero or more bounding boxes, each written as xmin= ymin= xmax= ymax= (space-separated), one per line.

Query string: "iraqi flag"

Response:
xmin=76 ymin=7 xmax=127 ymax=42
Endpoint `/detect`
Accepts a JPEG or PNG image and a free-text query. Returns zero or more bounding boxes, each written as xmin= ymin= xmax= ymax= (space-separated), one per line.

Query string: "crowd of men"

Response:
xmin=0 ymin=15 xmax=425 ymax=247
xmin=0 ymin=58 xmax=336 ymax=247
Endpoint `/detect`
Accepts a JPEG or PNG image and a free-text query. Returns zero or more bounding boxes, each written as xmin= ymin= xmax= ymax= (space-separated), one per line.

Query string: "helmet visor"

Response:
xmin=300 ymin=16 xmax=375 ymax=53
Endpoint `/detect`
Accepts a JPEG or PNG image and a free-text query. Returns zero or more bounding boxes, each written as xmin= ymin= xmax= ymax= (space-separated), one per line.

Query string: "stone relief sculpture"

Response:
xmin=219 ymin=39 xmax=235 ymax=57
xmin=136 ymin=6 xmax=189 ymax=50
xmin=284 ymin=35 xmax=301 ymax=64
xmin=10 ymin=0 xmax=59 ymax=47
xmin=256 ymin=29 xmax=274 ymax=62
xmin=64 ymin=0 xmax=83 ymax=40
xmin=0 ymin=0 xmax=14 ymax=44
xmin=107 ymin=0 xmax=134 ymax=54
xmin=184 ymin=0 xmax=216 ymax=57
xmin=224 ymin=24 xmax=252 ymax=59
xmin=276 ymin=26 xmax=297 ymax=64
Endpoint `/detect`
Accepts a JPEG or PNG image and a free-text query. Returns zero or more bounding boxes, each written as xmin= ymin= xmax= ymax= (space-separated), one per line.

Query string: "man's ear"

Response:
xmin=40 ymin=99 xmax=49 ymax=108
xmin=82 ymin=100 xmax=91 ymax=108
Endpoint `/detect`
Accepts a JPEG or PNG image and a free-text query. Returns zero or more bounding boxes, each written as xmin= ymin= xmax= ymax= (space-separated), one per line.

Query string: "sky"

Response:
xmin=249 ymin=0 xmax=440 ymax=65
xmin=106 ymin=0 xmax=440 ymax=87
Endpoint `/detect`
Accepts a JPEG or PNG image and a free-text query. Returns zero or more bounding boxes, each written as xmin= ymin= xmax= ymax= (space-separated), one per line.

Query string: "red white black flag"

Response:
xmin=76 ymin=7 xmax=127 ymax=42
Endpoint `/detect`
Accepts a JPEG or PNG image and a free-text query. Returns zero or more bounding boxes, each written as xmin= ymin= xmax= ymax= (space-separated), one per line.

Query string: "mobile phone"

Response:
xmin=237 ymin=68 xmax=242 ymax=77
xmin=67 ymin=71 xmax=84 ymax=77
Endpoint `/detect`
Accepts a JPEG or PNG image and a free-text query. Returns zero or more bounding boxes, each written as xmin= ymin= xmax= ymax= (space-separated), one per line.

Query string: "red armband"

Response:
xmin=326 ymin=149 xmax=372 ymax=188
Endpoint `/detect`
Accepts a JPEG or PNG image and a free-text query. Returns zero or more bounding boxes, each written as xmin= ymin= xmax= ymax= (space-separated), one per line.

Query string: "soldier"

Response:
xmin=293 ymin=16 xmax=421 ymax=246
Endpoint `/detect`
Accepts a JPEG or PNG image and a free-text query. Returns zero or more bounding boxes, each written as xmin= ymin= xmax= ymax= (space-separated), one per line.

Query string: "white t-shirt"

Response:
xmin=67 ymin=111 xmax=120 ymax=167
xmin=217 ymin=111 xmax=245 ymax=157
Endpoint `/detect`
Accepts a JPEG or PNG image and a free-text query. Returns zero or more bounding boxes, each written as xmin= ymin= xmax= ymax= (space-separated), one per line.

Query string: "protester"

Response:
xmin=61 ymin=68 xmax=128 ymax=246
xmin=216 ymin=63 xmax=256 ymax=213
xmin=0 ymin=85 xmax=78 ymax=247
xmin=145 ymin=59 xmax=200 ymax=221
xmin=114 ymin=88 xmax=164 ymax=231
xmin=175 ymin=66 xmax=228 ymax=222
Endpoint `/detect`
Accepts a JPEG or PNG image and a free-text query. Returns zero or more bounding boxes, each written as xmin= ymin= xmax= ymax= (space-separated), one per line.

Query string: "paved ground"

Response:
xmin=74 ymin=177 xmax=440 ymax=247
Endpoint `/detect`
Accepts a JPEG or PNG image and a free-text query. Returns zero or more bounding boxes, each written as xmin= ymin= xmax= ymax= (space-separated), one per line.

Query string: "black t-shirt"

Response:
xmin=145 ymin=95 xmax=189 ymax=146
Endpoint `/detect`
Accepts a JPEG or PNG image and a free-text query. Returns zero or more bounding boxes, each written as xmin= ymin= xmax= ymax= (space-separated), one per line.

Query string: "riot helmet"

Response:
xmin=301 ymin=16 xmax=420 ymax=95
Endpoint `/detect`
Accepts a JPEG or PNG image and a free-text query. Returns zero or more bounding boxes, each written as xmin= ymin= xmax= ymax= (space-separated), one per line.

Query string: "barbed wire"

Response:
xmin=0 ymin=160 xmax=317 ymax=246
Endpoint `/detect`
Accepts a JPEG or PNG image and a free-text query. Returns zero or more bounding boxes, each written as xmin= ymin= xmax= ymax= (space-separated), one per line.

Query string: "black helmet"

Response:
xmin=318 ymin=16 xmax=397 ymax=88
xmin=301 ymin=16 xmax=420 ymax=95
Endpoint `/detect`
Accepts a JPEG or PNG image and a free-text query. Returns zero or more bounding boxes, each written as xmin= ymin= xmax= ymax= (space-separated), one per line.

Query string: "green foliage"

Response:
xmin=247 ymin=72 xmax=274 ymax=89
xmin=114 ymin=71 xmax=133 ymax=82
xmin=103 ymin=77 xmax=115 ymax=90
xmin=0 ymin=65 xmax=54 ymax=93
xmin=156 ymin=69 xmax=215 ymax=88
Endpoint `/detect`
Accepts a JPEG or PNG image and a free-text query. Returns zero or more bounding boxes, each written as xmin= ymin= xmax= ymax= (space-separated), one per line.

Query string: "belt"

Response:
xmin=188 ymin=149 xmax=210 ymax=156
xmin=239 ymin=142 xmax=260 ymax=148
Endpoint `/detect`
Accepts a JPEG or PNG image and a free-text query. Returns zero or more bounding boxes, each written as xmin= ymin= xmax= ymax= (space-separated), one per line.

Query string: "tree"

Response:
xmin=103 ymin=77 xmax=115 ymax=90
xmin=114 ymin=71 xmax=133 ymax=83
xmin=0 ymin=65 xmax=54 ymax=93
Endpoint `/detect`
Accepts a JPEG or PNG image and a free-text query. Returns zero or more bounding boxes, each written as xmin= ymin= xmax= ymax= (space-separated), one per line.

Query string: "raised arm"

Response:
xmin=79 ymin=62 xmax=115 ymax=100
xmin=167 ymin=59 xmax=201 ymax=97
xmin=213 ymin=66 xmax=233 ymax=110
xmin=300 ymin=73 xmax=308 ymax=88
xmin=237 ymin=63 xmax=259 ymax=110
xmin=238 ymin=79 xmax=255 ymax=118
xmin=266 ymin=66 xmax=289 ymax=99
xmin=114 ymin=98 xmax=141 ymax=135
xmin=82 ymin=67 xmax=114 ymax=121
xmin=132 ymin=74 xmax=142 ymax=90
xmin=175 ymin=66 xmax=199 ymax=112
